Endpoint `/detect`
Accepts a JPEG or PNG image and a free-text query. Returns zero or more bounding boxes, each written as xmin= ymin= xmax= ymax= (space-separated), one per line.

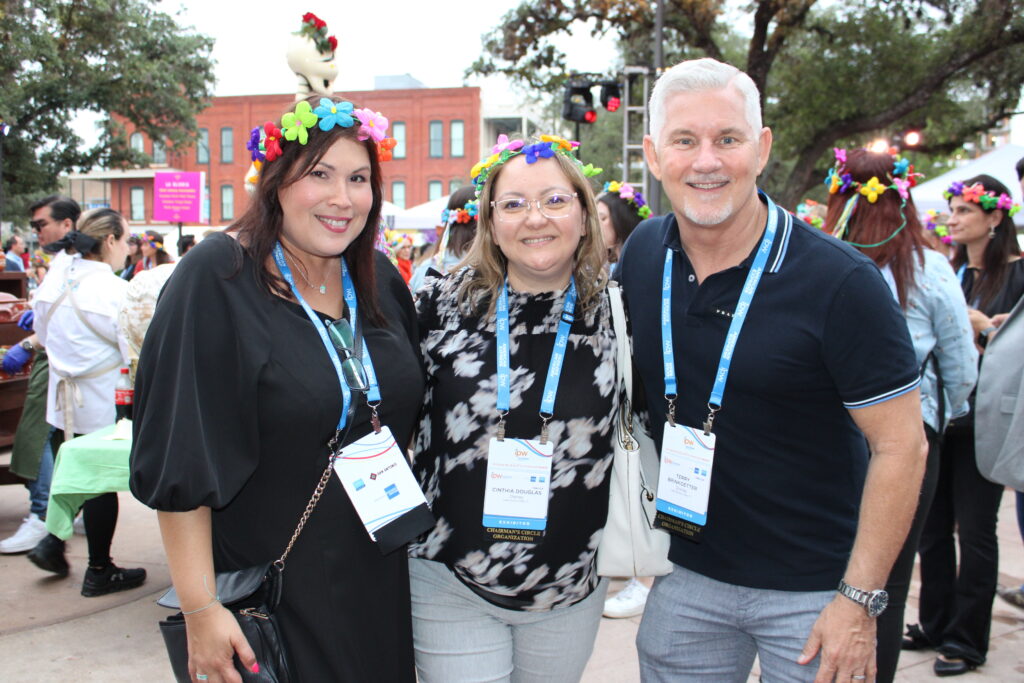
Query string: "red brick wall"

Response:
xmin=111 ymin=87 xmax=481 ymax=226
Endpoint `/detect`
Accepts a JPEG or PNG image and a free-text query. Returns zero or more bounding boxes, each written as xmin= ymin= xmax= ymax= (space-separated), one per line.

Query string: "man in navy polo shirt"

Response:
xmin=619 ymin=58 xmax=926 ymax=682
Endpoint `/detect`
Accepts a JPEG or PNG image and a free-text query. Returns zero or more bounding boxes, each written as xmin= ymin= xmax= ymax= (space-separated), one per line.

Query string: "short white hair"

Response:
xmin=648 ymin=58 xmax=762 ymax=144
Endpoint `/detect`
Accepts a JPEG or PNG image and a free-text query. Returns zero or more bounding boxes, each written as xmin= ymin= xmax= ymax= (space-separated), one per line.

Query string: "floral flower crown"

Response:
xmin=297 ymin=12 xmax=337 ymax=54
xmin=942 ymin=181 xmax=1021 ymax=217
xmin=441 ymin=200 xmax=479 ymax=227
xmin=602 ymin=181 xmax=651 ymax=219
xmin=824 ymin=147 xmax=923 ymax=204
xmin=825 ymin=147 xmax=925 ymax=248
xmin=923 ymin=209 xmax=952 ymax=245
xmin=245 ymin=99 xmax=396 ymax=181
xmin=470 ymin=134 xmax=602 ymax=196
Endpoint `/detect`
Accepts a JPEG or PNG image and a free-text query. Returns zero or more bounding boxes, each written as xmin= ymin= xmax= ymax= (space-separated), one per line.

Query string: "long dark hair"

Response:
xmin=230 ymin=95 xmax=385 ymax=325
xmin=950 ymin=174 xmax=1022 ymax=310
xmin=824 ymin=149 xmax=928 ymax=309
xmin=144 ymin=230 xmax=174 ymax=266
xmin=444 ymin=185 xmax=478 ymax=259
xmin=598 ymin=193 xmax=643 ymax=257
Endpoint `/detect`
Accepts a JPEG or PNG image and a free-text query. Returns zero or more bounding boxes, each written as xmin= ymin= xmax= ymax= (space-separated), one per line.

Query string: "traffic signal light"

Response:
xmin=563 ymin=80 xmax=597 ymax=124
xmin=599 ymin=82 xmax=622 ymax=112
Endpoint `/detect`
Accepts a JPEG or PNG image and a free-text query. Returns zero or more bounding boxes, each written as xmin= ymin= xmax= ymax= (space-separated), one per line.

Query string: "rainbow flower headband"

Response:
xmin=603 ymin=181 xmax=652 ymax=219
xmin=470 ymin=134 xmax=602 ymax=195
xmin=246 ymin=99 xmax=396 ymax=180
xmin=923 ymin=210 xmax=952 ymax=245
xmin=824 ymin=148 xmax=922 ymax=204
xmin=942 ymin=181 xmax=1020 ymax=217
xmin=441 ymin=200 xmax=478 ymax=227
xmin=297 ymin=12 xmax=337 ymax=54
xmin=825 ymin=148 xmax=924 ymax=248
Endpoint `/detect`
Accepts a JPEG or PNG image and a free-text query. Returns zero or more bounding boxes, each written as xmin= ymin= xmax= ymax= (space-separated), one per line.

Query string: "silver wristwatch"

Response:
xmin=837 ymin=579 xmax=888 ymax=617
xmin=19 ymin=339 xmax=35 ymax=352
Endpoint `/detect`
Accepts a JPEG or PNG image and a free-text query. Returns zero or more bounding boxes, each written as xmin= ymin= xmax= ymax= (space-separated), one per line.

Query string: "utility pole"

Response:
xmin=0 ymin=119 xmax=9 ymax=230
xmin=651 ymin=0 xmax=665 ymax=216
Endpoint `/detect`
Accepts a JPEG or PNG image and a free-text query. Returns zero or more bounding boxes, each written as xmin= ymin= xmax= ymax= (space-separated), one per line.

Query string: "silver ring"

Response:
xmin=851 ymin=676 xmax=867 ymax=681
xmin=196 ymin=676 xmax=209 ymax=681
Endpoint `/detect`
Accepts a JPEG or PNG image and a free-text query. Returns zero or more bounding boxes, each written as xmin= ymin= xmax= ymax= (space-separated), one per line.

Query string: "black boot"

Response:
xmin=27 ymin=534 xmax=69 ymax=577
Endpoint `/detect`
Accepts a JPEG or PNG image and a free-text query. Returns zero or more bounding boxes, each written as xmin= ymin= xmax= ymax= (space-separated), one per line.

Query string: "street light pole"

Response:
xmin=0 ymin=120 xmax=10 ymax=230
xmin=651 ymin=1 xmax=665 ymax=216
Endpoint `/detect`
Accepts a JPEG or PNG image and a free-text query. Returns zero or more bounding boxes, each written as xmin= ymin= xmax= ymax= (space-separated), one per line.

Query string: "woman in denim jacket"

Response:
xmin=824 ymin=148 xmax=977 ymax=682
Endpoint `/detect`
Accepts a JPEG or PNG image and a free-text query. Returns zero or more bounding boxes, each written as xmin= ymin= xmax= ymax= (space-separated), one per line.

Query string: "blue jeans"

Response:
xmin=637 ymin=564 xmax=834 ymax=682
xmin=25 ymin=430 xmax=55 ymax=519
xmin=409 ymin=558 xmax=608 ymax=683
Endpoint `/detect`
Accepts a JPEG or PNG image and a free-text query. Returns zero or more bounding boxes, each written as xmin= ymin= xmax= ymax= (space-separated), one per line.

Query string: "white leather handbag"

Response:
xmin=597 ymin=281 xmax=673 ymax=578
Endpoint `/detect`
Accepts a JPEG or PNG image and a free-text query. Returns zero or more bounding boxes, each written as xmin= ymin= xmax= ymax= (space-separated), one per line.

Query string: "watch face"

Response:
xmin=867 ymin=590 xmax=889 ymax=617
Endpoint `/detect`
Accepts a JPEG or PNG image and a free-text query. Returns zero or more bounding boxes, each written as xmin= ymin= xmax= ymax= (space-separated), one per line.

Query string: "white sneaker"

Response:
xmin=0 ymin=513 xmax=49 ymax=554
xmin=73 ymin=513 xmax=86 ymax=535
xmin=603 ymin=578 xmax=650 ymax=618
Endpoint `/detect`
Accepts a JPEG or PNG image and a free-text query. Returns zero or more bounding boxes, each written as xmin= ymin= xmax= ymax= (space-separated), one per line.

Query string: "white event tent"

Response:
xmin=393 ymin=196 xmax=450 ymax=231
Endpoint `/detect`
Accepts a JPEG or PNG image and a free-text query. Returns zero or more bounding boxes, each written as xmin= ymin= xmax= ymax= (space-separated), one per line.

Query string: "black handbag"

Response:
xmin=155 ymin=425 xmax=350 ymax=683
xmin=158 ymin=563 xmax=290 ymax=682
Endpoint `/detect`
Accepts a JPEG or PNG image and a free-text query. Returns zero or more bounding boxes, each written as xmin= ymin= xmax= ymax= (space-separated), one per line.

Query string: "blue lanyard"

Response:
xmin=496 ymin=277 xmax=577 ymax=439
xmin=661 ymin=195 xmax=779 ymax=430
xmin=273 ymin=242 xmax=351 ymax=431
xmin=340 ymin=261 xmax=382 ymax=404
xmin=956 ymin=264 xmax=966 ymax=283
xmin=272 ymin=243 xmax=382 ymax=430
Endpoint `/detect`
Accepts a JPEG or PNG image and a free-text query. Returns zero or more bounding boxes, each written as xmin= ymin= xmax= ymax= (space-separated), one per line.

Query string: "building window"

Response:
xmin=197 ymin=128 xmax=209 ymax=164
xmin=449 ymin=179 xmax=463 ymax=194
xmin=220 ymin=185 xmax=235 ymax=222
xmin=392 ymin=181 xmax=406 ymax=209
xmin=428 ymin=180 xmax=443 ymax=201
xmin=130 ymin=187 xmax=145 ymax=222
xmin=152 ymin=140 xmax=166 ymax=164
xmin=130 ymin=132 xmax=144 ymax=154
xmin=450 ymin=120 xmax=464 ymax=158
xmin=393 ymin=122 xmax=406 ymax=159
xmin=429 ymin=121 xmax=443 ymax=158
xmin=220 ymin=127 xmax=233 ymax=164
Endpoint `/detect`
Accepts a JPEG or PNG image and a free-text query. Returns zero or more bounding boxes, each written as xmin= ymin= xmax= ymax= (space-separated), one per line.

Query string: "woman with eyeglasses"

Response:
xmin=130 ymin=96 xmax=425 ymax=682
xmin=409 ymin=135 xmax=616 ymax=682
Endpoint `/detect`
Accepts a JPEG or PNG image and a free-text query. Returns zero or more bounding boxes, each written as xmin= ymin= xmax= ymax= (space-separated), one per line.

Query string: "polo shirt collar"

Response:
xmin=659 ymin=189 xmax=794 ymax=275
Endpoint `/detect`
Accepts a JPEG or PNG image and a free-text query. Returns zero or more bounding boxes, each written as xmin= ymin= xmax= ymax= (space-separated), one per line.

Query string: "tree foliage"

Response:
xmin=0 ymin=0 xmax=215 ymax=220
xmin=469 ymin=0 xmax=1024 ymax=206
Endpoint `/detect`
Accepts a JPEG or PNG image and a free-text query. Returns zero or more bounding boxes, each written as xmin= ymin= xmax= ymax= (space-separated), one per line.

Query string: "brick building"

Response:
xmin=78 ymin=85 xmax=484 ymax=229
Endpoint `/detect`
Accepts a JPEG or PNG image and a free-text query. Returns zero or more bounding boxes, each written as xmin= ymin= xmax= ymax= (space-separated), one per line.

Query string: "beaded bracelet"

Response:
xmin=182 ymin=597 xmax=221 ymax=615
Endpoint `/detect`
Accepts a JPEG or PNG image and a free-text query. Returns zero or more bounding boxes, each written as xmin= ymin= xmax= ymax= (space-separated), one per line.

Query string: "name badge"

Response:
xmin=334 ymin=426 xmax=435 ymax=554
xmin=482 ymin=437 xmax=554 ymax=543
xmin=654 ymin=423 xmax=716 ymax=543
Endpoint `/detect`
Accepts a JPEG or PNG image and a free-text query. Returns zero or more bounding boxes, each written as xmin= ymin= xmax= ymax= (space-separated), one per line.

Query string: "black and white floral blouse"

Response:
xmin=410 ymin=267 xmax=617 ymax=612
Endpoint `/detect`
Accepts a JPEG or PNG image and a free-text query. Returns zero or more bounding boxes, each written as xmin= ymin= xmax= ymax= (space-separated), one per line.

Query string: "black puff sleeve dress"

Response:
xmin=130 ymin=233 xmax=423 ymax=681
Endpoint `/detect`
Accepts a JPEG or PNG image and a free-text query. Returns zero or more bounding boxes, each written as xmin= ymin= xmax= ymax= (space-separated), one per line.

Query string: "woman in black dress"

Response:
xmin=409 ymin=136 xmax=616 ymax=682
xmin=130 ymin=96 xmax=424 ymax=682
xmin=908 ymin=174 xmax=1023 ymax=676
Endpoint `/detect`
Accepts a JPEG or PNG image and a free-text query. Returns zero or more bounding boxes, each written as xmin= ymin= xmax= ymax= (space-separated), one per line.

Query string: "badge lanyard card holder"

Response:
xmin=482 ymin=278 xmax=576 ymax=544
xmin=274 ymin=243 xmax=433 ymax=555
xmin=654 ymin=198 xmax=778 ymax=543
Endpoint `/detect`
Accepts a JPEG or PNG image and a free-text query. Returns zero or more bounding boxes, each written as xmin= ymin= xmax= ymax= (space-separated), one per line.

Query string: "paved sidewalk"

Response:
xmin=1 ymin=454 xmax=1021 ymax=681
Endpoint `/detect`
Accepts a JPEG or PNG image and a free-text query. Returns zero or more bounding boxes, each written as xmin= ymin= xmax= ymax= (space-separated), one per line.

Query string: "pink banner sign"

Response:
xmin=153 ymin=172 xmax=204 ymax=223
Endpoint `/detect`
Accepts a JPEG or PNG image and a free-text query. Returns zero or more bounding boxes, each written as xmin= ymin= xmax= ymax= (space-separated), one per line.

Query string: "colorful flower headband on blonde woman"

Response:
xmin=824 ymin=147 xmax=924 ymax=248
xmin=245 ymin=99 xmax=396 ymax=180
xmin=942 ymin=181 xmax=1021 ymax=217
xmin=603 ymin=181 xmax=652 ymax=219
xmin=470 ymin=134 xmax=602 ymax=195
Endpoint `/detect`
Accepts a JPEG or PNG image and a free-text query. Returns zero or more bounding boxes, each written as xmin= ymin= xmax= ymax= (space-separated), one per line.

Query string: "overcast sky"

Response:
xmin=158 ymin=0 xmax=615 ymax=98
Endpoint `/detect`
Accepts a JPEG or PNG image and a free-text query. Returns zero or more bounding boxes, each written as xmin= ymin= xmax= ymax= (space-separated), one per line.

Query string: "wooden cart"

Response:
xmin=0 ymin=271 xmax=33 ymax=485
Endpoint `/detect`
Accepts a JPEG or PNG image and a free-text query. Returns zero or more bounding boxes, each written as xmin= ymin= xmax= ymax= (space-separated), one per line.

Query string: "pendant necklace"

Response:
xmin=287 ymin=253 xmax=330 ymax=295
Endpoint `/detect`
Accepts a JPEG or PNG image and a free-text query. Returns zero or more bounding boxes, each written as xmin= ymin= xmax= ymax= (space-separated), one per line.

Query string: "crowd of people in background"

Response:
xmin=1 ymin=55 xmax=1023 ymax=683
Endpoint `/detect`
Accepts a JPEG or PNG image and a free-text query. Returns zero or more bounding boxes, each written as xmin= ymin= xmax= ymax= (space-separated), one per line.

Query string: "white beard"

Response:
xmin=682 ymin=197 xmax=734 ymax=226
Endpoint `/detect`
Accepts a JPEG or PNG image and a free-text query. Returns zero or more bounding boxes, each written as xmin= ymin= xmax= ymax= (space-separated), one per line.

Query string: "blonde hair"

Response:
xmin=458 ymin=148 xmax=607 ymax=316
xmin=61 ymin=208 xmax=126 ymax=259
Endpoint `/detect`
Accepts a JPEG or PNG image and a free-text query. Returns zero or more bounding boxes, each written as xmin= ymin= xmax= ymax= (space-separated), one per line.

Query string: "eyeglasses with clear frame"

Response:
xmin=490 ymin=192 xmax=578 ymax=222
xmin=325 ymin=317 xmax=369 ymax=392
